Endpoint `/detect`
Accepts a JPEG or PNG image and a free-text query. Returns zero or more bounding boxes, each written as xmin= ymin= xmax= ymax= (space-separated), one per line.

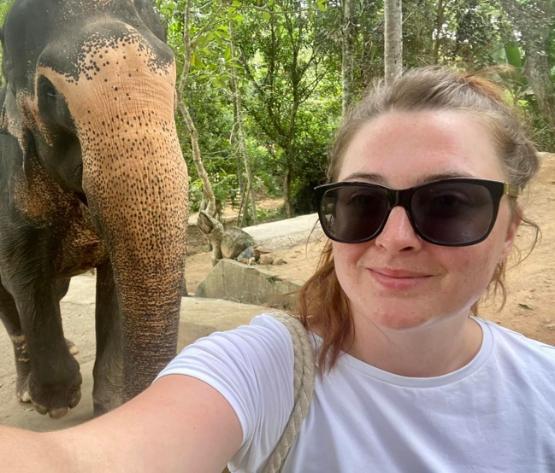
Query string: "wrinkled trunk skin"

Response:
xmin=39 ymin=28 xmax=188 ymax=399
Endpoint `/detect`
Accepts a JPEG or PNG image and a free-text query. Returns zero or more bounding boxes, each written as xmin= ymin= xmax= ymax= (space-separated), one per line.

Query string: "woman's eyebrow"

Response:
xmin=341 ymin=171 xmax=474 ymax=185
xmin=341 ymin=172 xmax=386 ymax=184
xmin=416 ymin=172 xmax=474 ymax=184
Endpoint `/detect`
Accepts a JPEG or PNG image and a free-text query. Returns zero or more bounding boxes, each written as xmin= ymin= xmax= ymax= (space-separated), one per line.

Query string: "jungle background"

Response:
xmin=0 ymin=0 xmax=553 ymax=225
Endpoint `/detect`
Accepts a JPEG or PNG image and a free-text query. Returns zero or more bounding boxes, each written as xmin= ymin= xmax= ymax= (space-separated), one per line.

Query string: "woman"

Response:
xmin=2 ymin=67 xmax=554 ymax=472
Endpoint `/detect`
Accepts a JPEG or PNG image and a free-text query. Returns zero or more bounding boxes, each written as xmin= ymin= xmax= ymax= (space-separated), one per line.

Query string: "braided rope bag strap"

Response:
xmin=262 ymin=312 xmax=316 ymax=473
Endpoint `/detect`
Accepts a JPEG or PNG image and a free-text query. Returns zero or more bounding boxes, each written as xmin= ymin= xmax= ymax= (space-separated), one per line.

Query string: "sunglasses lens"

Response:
xmin=412 ymin=181 xmax=495 ymax=245
xmin=319 ymin=185 xmax=389 ymax=242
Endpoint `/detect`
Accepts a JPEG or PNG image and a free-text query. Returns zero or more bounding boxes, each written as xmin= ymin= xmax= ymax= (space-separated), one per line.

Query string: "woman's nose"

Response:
xmin=374 ymin=206 xmax=422 ymax=252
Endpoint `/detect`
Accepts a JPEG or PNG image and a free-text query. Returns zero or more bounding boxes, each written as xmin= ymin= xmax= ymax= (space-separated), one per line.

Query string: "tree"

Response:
xmin=151 ymin=0 xmax=553 ymax=221
xmin=177 ymin=0 xmax=218 ymax=217
xmin=228 ymin=15 xmax=257 ymax=225
xmin=0 ymin=0 xmax=15 ymax=85
xmin=342 ymin=0 xmax=355 ymax=114
xmin=499 ymin=0 xmax=555 ymax=127
xmin=433 ymin=0 xmax=446 ymax=64
xmin=384 ymin=0 xmax=403 ymax=83
xmin=235 ymin=0 xmax=332 ymax=216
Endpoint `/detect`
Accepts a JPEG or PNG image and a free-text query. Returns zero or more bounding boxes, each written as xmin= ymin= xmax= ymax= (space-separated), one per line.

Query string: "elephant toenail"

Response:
xmin=20 ymin=391 xmax=31 ymax=403
xmin=49 ymin=407 xmax=69 ymax=419
xmin=33 ymin=403 xmax=48 ymax=415
xmin=70 ymin=393 xmax=81 ymax=409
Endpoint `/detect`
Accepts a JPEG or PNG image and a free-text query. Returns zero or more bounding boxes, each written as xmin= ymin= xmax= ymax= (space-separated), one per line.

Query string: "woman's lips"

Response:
xmin=368 ymin=268 xmax=434 ymax=290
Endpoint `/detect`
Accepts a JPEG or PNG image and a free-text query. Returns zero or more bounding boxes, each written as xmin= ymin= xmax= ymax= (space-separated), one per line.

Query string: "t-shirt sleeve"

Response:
xmin=155 ymin=314 xmax=295 ymax=470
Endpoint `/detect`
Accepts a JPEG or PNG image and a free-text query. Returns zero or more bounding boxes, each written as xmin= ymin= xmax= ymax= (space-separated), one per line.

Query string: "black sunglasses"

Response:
xmin=315 ymin=178 xmax=518 ymax=247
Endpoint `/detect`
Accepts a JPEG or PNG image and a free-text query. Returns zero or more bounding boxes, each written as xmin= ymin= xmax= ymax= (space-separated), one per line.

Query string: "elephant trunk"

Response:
xmin=80 ymin=105 xmax=188 ymax=400
xmin=85 ymin=147 xmax=187 ymax=399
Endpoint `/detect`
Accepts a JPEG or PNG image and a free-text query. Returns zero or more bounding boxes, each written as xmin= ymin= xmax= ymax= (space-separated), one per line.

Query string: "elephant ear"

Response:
xmin=133 ymin=0 xmax=167 ymax=42
xmin=0 ymin=86 xmax=21 ymax=134
xmin=0 ymin=84 xmax=30 ymax=165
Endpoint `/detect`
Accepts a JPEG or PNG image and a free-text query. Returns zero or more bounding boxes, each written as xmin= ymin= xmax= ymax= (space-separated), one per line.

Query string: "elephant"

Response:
xmin=0 ymin=0 xmax=188 ymax=418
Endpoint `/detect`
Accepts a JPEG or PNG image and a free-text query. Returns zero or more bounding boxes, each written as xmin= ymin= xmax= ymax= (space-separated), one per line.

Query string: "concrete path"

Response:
xmin=243 ymin=213 xmax=322 ymax=250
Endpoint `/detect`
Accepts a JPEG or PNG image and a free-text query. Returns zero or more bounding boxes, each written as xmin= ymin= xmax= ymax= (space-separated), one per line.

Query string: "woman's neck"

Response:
xmin=346 ymin=314 xmax=483 ymax=377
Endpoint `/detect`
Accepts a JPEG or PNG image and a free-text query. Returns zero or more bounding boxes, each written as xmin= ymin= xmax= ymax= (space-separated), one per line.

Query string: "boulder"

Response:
xmin=195 ymin=259 xmax=300 ymax=310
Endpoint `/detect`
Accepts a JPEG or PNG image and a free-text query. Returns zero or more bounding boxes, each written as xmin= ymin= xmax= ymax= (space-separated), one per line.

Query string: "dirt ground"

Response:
xmin=464 ymin=153 xmax=555 ymax=345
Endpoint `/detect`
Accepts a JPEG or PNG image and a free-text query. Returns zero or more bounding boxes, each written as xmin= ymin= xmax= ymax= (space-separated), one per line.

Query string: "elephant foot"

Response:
xmin=92 ymin=389 xmax=123 ymax=417
xmin=17 ymin=379 xmax=31 ymax=404
xmin=65 ymin=338 xmax=79 ymax=356
xmin=20 ymin=359 xmax=83 ymax=418
xmin=33 ymin=402 xmax=74 ymax=419
xmin=93 ymin=401 xmax=109 ymax=417
xmin=18 ymin=380 xmax=81 ymax=418
xmin=29 ymin=377 xmax=82 ymax=419
xmin=16 ymin=372 xmax=32 ymax=402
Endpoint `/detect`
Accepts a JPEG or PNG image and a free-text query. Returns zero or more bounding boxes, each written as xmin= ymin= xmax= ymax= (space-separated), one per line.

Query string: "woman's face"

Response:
xmin=332 ymin=110 xmax=519 ymax=331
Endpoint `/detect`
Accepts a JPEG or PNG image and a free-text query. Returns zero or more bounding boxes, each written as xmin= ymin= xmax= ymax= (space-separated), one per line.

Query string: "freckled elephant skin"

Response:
xmin=0 ymin=0 xmax=188 ymax=417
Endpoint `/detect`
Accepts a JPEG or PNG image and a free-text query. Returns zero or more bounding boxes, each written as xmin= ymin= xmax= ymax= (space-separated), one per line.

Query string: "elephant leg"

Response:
xmin=12 ymin=279 xmax=82 ymax=418
xmin=54 ymin=277 xmax=70 ymax=300
xmin=93 ymin=262 xmax=123 ymax=416
xmin=0 ymin=282 xmax=31 ymax=402
xmin=54 ymin=278 xmax=79 ymax=355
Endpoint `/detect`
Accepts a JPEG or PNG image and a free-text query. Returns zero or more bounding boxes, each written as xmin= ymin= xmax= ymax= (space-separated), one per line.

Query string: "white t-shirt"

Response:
xmin=157 ymin=315 xmax=555 ymax=472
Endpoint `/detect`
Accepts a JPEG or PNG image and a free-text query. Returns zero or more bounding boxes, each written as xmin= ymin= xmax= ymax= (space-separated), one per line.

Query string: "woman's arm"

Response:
xmin=2 ymin=375 xmax=243 ymax=473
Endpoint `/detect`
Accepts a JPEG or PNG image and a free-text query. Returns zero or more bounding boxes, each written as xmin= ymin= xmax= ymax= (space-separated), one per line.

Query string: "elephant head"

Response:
xmin=0 ymin=0 xmax=188 ymax=409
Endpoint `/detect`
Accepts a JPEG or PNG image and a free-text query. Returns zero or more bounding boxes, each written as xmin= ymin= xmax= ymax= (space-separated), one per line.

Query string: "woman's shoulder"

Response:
xmin=156 ymin=313 xmax=297 ymax=463
xmin=479 ymin=318 xmax=555 ymax=371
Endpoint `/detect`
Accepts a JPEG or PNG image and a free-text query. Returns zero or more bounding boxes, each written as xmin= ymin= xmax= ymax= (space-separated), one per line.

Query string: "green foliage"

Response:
xmin=0 ymin=0 xmax=15 ymax=85
xmin=255 ymin=205 xmax=287 ymax=223
xmin=151 ymin=0 xmax=553 ymax=214
xmin=4 ymin=0 xmax=548 ymax=215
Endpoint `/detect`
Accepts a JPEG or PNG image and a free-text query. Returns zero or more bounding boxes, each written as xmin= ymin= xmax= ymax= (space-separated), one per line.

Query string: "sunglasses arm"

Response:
xmin=504 ymin=183 xmax=520 ymax=199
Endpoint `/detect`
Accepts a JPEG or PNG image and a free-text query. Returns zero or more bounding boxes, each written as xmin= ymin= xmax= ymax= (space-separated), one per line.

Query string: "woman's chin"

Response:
xmin=374 ymin=314 xmax=432 ymax=331
xmin=354 ymin=305 xmax=441 ymax=332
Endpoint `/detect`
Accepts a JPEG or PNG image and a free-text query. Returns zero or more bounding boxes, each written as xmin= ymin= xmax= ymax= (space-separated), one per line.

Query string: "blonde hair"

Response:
xmin=298 ymin=66 xmax=540 ymax=371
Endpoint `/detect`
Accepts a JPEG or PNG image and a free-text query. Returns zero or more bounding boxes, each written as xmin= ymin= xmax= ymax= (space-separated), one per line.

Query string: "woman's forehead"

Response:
xmin=337 ymin=110 xmax=506 ymax=185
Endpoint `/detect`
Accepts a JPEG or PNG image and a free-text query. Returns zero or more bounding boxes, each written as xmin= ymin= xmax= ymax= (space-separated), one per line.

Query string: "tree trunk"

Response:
xmin=229 ymin=19 xmax=256 ymax=226
xmin=282 ymin=91 xmax=301 ymax=219
xmin=177 ymin=0 xmax=217 ymax=217
xmin=176 ymin=100 xmax=216 ymax=216
xmin=342 ymin=0 xmax=356 ymax=114
xmin=384 ymin=0 xmax=403 ymax=84
xmin=433 ymin=0 xmax=445 ymax=64
xmin=500 ymin=0 xmax=555 ymax=126
xmin=283 ymin=167 xmax=292 ymax=218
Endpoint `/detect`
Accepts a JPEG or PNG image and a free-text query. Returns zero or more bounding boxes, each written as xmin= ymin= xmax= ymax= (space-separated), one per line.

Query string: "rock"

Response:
xmin=197 ymin=211 xmax=256 ymax=265
xmin=259 ymin=254 xmax=274 ymax=265
xmin=236 ymin=246 xmax=256 ymax=265
xmin=221 ymin=228 xmax=255 ymax=259
xmin=195 ymin=259 xmax=300 ymax=310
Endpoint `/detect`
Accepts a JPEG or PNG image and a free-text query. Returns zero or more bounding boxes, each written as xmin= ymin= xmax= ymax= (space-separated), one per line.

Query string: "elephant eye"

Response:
xmin=38 ymin=76 xmax=58 ymax=100
xmin=37 ymin=76 xmax=75 ymax=132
